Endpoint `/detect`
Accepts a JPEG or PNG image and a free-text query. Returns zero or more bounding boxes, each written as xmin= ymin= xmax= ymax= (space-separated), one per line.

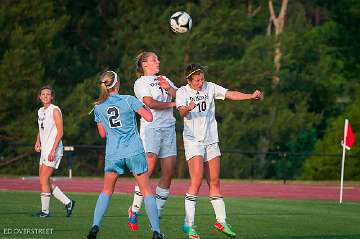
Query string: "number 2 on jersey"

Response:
xmin=107 ymin=106 xmax=122 ymax=128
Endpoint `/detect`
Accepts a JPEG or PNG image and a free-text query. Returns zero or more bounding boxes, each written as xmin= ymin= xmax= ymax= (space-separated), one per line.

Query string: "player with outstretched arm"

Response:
xmin=176 ymin=64 xmax=262 ymax=239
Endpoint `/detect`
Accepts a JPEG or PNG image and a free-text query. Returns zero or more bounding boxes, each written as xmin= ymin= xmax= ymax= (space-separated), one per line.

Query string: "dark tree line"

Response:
xmin=0 ymin=0 xmax=359 ymax=179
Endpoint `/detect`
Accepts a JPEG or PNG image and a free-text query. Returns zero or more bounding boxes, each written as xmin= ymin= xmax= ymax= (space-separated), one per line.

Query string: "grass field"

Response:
xmin=1 ymin=191 xmax=360 ymax=239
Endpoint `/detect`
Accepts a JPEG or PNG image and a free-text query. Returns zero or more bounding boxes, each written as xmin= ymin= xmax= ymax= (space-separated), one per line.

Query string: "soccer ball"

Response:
xmin=170 ymin=11 xmax=192 ymax=33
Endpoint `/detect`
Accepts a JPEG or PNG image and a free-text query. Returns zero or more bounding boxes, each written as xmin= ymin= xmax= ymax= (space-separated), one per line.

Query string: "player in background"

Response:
xmin=176 ymin=64 xmax=262 ymax=239
xmin=34 ymin=85 xmax=75 ymax=218
xmin=128 ymin=52 xmax=177 ymax=230
xmin=87 ymin=71 xmax=164 ymax=239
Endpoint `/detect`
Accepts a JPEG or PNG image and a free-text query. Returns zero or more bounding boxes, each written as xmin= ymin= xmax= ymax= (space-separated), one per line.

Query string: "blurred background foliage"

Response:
xmin=0 ymin=0 xmax=359 ymax=180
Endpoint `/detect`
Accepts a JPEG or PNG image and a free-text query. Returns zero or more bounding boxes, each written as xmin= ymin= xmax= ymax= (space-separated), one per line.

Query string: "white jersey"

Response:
xmin=176 ymin=82 xmax=228 ymax=145
xmin=38 ymin=104 xmax=63 ymax=159
xmin=134 ymin=75 xmax=177 ymax=129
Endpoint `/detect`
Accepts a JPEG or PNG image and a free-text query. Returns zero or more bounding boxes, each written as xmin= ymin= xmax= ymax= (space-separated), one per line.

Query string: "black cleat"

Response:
xmin=32 ymin=211 xmax=50 ymax=218
xmin=65 ymin=200 xmax=76 ymax=217
xmin=152 ymin=231 xmax=164 ymax=239
xmin=87 ymin=225 xmax=99 ymax=239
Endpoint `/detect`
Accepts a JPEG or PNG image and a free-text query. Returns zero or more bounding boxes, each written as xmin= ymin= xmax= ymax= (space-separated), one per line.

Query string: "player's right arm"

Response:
xmin=34 ymin=132 xmax=41 ymax=152
xmin=48 ymin=108 xmax=63 ymax=161
xmin=134 ymin=79 xmax=175 ymax=110
xmin=177 ymin=101 xmax=196 ymax=118
xmin=176 ymin=87 xmax=196 ymax=118
xmin=143 ymin=97 xmax=176 ymax=110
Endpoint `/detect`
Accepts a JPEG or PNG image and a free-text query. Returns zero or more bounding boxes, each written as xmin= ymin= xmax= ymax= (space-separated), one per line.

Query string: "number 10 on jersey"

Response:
xmin=196 ymin=101 xmax=206 ymax=112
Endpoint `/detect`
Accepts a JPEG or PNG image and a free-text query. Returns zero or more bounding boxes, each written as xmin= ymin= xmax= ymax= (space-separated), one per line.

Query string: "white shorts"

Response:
xmin=140 ymin=125 xmax=177 ymax=158
xmin=184 ymin=141 xmax=221 ymax=162
xmin=39 ymin=144 xmax=63 ymax=169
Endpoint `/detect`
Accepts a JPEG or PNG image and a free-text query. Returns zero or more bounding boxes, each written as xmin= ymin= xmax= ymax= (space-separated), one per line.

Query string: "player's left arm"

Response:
xmin=97 ymin=123 xmax=106 ymax=138
xmin=136 ymin=106 xmax=153 ymax=122
xmin=128 ymin=95 xmax=153 ymax=122
xmin=225 ymin=90 xmax=262 ymax=101
xmin=178 ymin=101 xmax=196 ymax=118
xmin=158 ymin=76 xmax=177 ymax=98
xmin=48 ymin=108 xmax=63 ymax=161
xmin=167 ymin=86 xmax=177 ymax=98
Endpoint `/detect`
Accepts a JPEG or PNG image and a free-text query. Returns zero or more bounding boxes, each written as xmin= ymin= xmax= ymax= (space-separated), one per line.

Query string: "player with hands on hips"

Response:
xmin=33 ymin=85 xmax=75 ymax=218
xmin=128 ymin=52 xmax=178 ymax=231
xmin=176 ymin=63 xmax=262 ymax=239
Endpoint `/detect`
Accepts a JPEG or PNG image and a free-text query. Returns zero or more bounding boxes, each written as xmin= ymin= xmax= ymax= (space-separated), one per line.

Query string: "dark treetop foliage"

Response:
xmin=0 ymin=0 xmax=359 ymax=179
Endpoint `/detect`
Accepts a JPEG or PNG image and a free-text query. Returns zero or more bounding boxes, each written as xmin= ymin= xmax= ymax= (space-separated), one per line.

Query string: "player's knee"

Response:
xmin=188 ymin=185 xmax=201 ymax=195
xmin=160 ymin=171 xmax=173 ymax=182
xmin=159 ymin=177 xmax=172 ymax=188
xmin=166 ymin=165 xmax=176 ymax=176
xmin=190 ymin=178 xmax=203 ymax=189
xmin=102 ymin=189 xmax=114 ymax=196
xmin=39 ymin=176 xmax=49 ymax=186
xmin=147 ymin=165 xmax=156 ymax=175
xmin=146 ymin=153 xmax=157 ymax=161
xmin=140 ymin=189 xmax=152 ymax=196
xmin=137 ymin=184 xmax=152 ymax=196
xmin=209 ymin=177 xmax=220 ymax=188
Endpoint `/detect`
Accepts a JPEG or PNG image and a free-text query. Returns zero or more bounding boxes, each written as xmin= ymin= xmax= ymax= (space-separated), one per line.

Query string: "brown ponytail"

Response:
xmin=94 ymin=71 xmax=118 ymax=105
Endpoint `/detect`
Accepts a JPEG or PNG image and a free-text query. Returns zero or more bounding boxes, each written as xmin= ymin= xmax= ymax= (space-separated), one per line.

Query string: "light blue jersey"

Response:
xmin=94 ymin=94 xmax=144 ymax=161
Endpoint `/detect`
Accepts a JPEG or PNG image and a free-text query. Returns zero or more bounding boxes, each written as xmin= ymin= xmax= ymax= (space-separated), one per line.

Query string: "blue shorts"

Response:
xmin=140 ymin=125 xmax=177 ymax=158
xmin=104 ymin=153 xmax=148 ymax=175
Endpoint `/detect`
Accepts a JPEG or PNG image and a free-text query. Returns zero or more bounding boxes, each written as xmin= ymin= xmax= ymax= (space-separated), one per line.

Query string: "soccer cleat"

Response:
xmin=65 ymin=200 xmax=76 ymax=217
xmin=183 ymin=223 xmax=200 ymax=239
xmin=127 ymin=207 xmax=139 ymax=231
xmin=32 ymin=211 xmax=50 ymax=218
xmin=214 ymin=221 xmax=236 ymax=237
xmin=87 ymin=225 xmax=99 ymax=239
xmin=152 ymin=231 xmax=164 ymax=239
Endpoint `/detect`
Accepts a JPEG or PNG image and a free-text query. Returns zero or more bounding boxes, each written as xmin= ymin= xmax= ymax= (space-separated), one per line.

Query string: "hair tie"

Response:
xmin=106 ymin=71 xmax=118 ymax=89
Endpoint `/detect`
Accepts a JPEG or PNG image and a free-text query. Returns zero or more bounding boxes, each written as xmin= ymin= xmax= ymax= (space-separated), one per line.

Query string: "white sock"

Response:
xmin=52 ymin=186 xmax=71 ymax=205
xmin=40 ymin=192 xmax=51 ymax=214
xmin=131 ymin=185 xmax=143 ymax=213
xmin=210 ymin=196 xmax=227 ymax=223
xmin=184 ymin=193 xmax=197 ymax=227
xmin=155 ymin=186 xmax=169 ymax=216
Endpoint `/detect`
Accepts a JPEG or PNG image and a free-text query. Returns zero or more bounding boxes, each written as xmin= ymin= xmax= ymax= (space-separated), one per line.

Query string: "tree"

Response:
xmin=303 ymin=86 xmax=360 ymax=180
xmin=0 ymin=1 xmax=69 ymax=145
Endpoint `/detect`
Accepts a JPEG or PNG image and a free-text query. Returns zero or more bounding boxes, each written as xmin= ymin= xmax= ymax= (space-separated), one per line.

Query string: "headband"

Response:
xmin=107 ymin=71 xmax=118 ymax=89
xmin=186 ymin=68 xmax=203 ymax=79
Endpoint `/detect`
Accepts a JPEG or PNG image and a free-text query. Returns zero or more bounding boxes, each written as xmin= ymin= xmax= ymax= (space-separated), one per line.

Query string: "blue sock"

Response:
xmin=144 ymin=195 xmax=160 ymax=233
xmin=92 ymin=192 xmax=111 ymax=227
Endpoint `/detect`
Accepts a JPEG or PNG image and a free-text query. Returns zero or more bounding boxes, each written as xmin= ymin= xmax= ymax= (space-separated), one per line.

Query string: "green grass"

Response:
xmin=1 ymin=191 xmax=360 ymax=239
